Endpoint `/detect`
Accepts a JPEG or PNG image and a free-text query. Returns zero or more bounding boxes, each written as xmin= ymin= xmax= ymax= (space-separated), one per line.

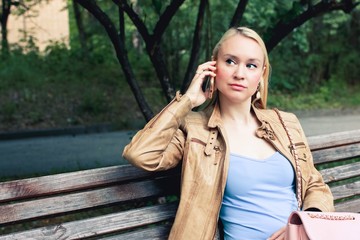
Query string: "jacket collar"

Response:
xmin=205 ymin=101 xmax=273 ymax=129
xmin=205 ymin=101 xmax=294 ymax=165
xmin=206 ymin=103 xmax=222 ymax=129
xmin=252 ymin=104 xmax=295 ymax=165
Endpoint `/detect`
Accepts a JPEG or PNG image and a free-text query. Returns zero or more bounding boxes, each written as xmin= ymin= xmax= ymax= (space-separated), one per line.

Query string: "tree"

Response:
xmin=264 ymin=0 xmax=360 ymax=51
xmin=74 ymin=0 xmax=360 ymax=122
xmin=75 ymin=0 xmax=185 ymax=120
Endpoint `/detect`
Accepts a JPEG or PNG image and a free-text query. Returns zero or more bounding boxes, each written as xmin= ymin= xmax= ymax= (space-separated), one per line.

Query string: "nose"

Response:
xmin=234 ymin=64 xmax=246 ymax=79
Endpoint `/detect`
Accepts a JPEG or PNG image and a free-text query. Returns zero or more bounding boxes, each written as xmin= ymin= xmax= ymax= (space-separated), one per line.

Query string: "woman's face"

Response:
xmin=215 ymin=34 xmax=265 ymax=105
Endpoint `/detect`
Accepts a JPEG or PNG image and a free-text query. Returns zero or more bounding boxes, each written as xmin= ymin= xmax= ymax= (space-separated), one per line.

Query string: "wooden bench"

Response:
xmin=0 ymin=129 xmax=359 ymax=239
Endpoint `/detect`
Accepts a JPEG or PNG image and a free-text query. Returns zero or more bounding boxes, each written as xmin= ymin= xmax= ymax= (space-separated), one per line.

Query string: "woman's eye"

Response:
xmin=246 ymin=63 xmax=257 ymax=69
xmin=225 ymin=59 xmax=236 ymax=65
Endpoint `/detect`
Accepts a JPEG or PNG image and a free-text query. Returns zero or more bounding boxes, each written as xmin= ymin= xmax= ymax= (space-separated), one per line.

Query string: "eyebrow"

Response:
xmin=223 ymin=54 xmax=262 ymax=64
xmin=248 ymin=58 xmax=262 ymax=64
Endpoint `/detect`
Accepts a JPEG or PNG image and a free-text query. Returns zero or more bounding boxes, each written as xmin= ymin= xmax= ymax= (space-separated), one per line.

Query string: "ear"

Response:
xmin=262 ymin=66 xmax=266 ymax=76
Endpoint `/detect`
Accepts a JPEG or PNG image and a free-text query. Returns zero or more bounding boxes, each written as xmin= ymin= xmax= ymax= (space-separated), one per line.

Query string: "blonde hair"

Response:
xmin=212 ymin=27 xmax=270 ymax=109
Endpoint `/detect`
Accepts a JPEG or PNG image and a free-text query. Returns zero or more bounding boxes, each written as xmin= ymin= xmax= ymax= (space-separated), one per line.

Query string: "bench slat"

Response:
xmin=308 ymin=129 xmax=360 ymax=150
xmin=312 ymin=143 xmax=360 ymax=164
xmin=0 ymin=203 xmax=177 ymax=240
xmin=330 ymin=181 xmax=360 ymax=201
xmin=320 ymin=162 xmax=360 ymax=183
xmin=0 ymin=177 xmax=178 ymax=225
xmin=0 ymin=165 xmax=151 ymax=202
xmin=102 ymin=225 xmax=170 ymax=240
xmin=335 ymin=198 xmax=360 ymax=213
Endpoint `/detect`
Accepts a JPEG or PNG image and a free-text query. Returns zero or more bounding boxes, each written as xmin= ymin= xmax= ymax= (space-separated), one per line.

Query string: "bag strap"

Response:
xmin=274 ymin=108 xmax=302 ymax=210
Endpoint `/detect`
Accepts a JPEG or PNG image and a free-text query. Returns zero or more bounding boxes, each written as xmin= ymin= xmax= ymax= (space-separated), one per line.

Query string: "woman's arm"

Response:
xmin=123 ymin=61 xmax=217 ymax=172
xmin=297 ymin=121 xmax=335 ymax=212
xmin=122 ymin=93 xmax=192 ymax=171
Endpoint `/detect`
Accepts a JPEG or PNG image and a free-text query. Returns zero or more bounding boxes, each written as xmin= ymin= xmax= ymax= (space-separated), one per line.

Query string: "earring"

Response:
xmin=252 ymin=85 xmax=261 ymax=105
xmin=255 ymin=83 xmax=261 ymax=100
xmin=256 ymin=89 xmax=261 ymax=100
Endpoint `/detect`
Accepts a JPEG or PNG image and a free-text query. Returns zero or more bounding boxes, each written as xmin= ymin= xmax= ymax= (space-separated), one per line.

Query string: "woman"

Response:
xmin=123 ymin=27 xmax=334 ymax=240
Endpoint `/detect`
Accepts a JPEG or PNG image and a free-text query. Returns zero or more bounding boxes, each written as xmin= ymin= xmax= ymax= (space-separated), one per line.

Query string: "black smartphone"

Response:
xmin=201 ymin=76 xmax=214 ymax=99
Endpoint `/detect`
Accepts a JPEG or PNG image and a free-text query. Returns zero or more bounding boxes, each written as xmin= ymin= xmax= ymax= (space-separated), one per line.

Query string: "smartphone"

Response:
xmin=202 ymin=76 xmax=214 ymax=99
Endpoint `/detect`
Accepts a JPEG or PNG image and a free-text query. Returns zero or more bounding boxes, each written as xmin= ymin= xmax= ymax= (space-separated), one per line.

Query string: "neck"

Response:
xmin=219 ymin=98 xmax=253 ymax=126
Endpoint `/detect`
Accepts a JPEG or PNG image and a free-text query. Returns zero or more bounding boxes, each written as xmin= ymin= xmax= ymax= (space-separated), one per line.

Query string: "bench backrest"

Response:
xmin=0 ymin=129 xmax=359 ymax=239
xmin=308 ymin=129 xmax=360 ymax=212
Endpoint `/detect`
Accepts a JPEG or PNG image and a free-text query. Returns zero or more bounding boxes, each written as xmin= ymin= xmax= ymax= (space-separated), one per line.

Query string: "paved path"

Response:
xmin=1 ymin=113 xmax=360 ymax=179
xmin=299 ymin=114 xmax=360 ymax=136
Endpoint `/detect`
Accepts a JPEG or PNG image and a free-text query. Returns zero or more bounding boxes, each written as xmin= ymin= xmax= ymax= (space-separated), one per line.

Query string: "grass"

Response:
xmin=1 ymin=79 xmax=359 ymax=133
xmin=268 ymin=83 xmax=360 ymax=111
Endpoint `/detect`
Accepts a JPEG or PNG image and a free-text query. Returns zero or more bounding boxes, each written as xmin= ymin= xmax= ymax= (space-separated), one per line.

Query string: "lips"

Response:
xmin=229 ymin=83 xmax=247 ymax=91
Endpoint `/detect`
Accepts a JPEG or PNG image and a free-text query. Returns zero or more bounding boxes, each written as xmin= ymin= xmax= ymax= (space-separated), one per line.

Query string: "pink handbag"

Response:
xmin=285 ymin=211 xmax=360 ymax=240
xmin=274 ymin=109 xmax=360 ymax=240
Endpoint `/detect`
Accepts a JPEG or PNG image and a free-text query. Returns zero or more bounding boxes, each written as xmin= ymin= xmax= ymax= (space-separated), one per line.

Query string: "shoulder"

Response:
xmin=184 ymin=110 xmax=209 ymax=126
xmin=255 ymin=108 xmax=305 ymax=137
xmin=256 ymin=108 xmax=300 ymax=124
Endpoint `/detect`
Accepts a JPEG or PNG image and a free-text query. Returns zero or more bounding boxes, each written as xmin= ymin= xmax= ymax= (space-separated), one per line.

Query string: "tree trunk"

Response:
xmin=1 ymin=0 xmax=11 ymax=56
xmin=181 ymin=0 xmax=208 ymax=93
xmin=229 ymin=0 xmax=249 ymax=27
xmin=72 ymin=0 xmax=89 ymax=59
xmin=118 ymin=3 xmax=125 ymax=43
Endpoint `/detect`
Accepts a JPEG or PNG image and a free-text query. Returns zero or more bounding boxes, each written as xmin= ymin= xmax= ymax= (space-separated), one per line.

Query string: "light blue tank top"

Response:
xmin=220 ymin=151 xmax=298 ymax=240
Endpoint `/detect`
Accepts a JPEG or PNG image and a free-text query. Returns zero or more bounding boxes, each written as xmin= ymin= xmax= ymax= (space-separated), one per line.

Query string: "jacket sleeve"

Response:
xmin=295 ymin=118 xmax=335 ymax=212
xmin=122 ymin=93 xmax=192 ymax=171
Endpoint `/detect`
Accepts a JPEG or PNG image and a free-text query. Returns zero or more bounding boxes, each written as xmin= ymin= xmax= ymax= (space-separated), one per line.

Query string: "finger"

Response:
xmin=195 ymin=72 xmax=216 ymax=87
xmin=195 ymin=70 xmax=204 ymax=75
xmin=201 ymin=70 xmax=216 ymax=78
xmin=196 ymin=61 xmax=216 ymax=74
xmin=268 ymin=226 xmax=286 ymax=240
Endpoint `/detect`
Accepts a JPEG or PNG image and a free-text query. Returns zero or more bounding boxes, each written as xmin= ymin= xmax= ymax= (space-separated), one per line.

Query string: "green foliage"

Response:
xmin=269 ymin=25 xmax=311 ymax=92
xmin=0 ymin=40 xmax=140 ymax=131
xmin=268 ymin=7 xmax=360 ymax=92
xmin=1 ymin=102 xmax=17 ymax=122
xmin=0 ymin=54 xmax=42 ymax=89
xmin=268 ymin=79 xmax=360 ymax=110
xmin=79 ymin=89 xmax=109 ymax=115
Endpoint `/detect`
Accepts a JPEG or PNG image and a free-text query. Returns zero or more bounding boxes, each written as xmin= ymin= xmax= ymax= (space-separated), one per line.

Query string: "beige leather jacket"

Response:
xmin=123 ymin=93 xmax=334 ymax=240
